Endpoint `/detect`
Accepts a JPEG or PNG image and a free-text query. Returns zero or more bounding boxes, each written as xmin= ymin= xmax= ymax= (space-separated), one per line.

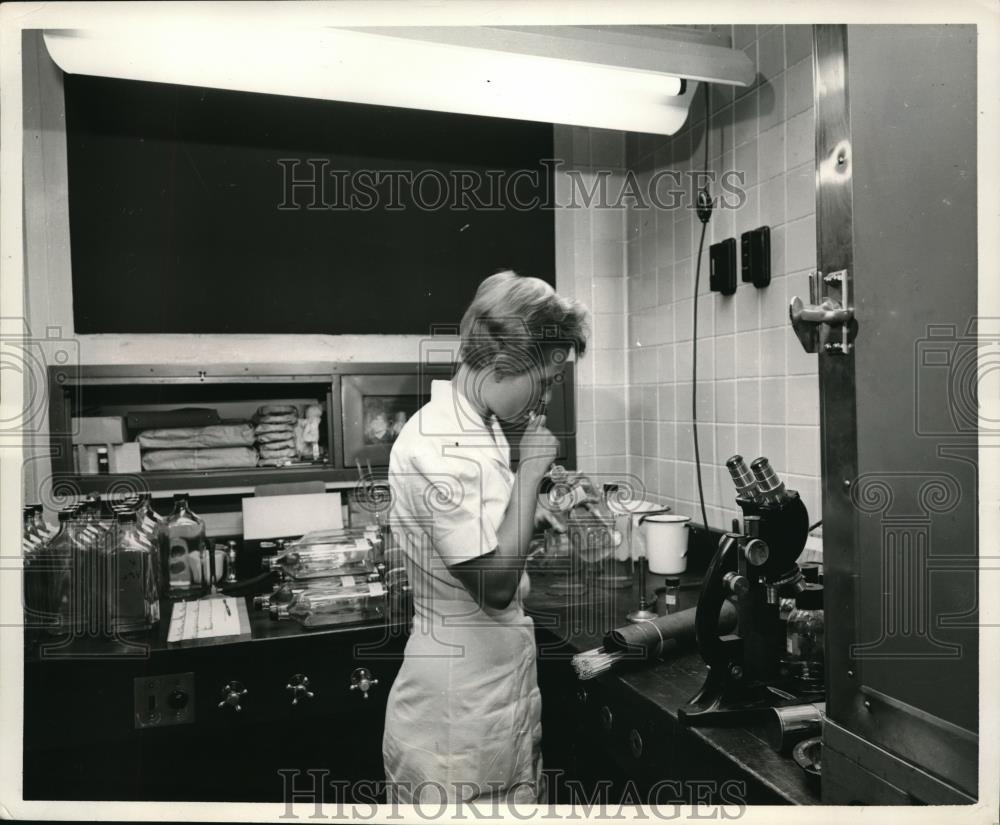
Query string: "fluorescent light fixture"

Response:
xmin=43 ymin=25 xmax=752 ymax=134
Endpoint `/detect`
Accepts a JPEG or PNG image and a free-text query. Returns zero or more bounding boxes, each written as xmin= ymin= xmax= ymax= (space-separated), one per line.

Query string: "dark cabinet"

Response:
xmin=24 ymin=622 xmax=407 ymax=802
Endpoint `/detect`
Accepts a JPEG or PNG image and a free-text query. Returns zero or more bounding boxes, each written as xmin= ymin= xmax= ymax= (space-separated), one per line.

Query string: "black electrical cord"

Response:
xmin=691 ymin=84 xmax=712 ymax=534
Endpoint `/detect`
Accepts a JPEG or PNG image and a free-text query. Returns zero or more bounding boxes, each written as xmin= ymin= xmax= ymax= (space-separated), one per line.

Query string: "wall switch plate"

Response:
xmin=709 ymin=238 xmax=737 ymax=296
xmin=741 ymin=226 xmax=771 ymax=288
xmin=134 ymin=672 xmax=195 ymax=729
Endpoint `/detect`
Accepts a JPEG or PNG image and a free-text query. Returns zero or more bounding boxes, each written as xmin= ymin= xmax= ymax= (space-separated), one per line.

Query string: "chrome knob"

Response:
xmin=744 ymin=538 xmax=770 ymax=567
xmin=723 ymin=571 xmax=750 ymax=597
xmin=217 ymin=680 xmax=247 ymax=712
xmin=349 ymin=667 xmax=379 ymax=699
xmin=286 ymin=673 xmax=315 ymax=705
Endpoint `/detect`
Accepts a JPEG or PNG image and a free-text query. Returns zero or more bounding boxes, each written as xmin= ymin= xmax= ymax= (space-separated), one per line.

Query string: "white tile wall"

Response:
xmin=621 ymin=25 xmax=822 ymax=529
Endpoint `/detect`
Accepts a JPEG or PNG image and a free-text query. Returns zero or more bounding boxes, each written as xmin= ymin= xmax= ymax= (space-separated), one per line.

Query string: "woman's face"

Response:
xmin=483 ymin=348 xmax=568 ymax=424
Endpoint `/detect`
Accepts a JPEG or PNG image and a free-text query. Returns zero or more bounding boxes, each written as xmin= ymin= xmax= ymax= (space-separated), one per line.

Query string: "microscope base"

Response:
xmin=679 ymin=672 xmax=820 ymax=727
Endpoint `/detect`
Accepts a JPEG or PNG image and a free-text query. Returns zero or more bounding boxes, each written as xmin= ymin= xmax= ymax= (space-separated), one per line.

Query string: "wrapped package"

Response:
xmin=137 ymin=424 xmax=254 ymax=450
xmin=141 ymin=447 xmax=258 ymax=471
xmin=256 ymin=431 xmax=295 ymax=445
xmin=257 ymin=404 xmax=298 ymax=416
xmin=255 ymin=422 xmax=295 ymax=435
xmin=255 ymin=414 xmax=298 ymax=426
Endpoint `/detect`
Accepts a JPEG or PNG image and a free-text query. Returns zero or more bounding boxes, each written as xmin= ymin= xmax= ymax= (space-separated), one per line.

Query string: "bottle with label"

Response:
xmin=663 ymin=575 xmax=681 ymax=614
xmin=161 ymin=493 xmax=208 ymax=600
xmin=105 ymin=511 xmax=160 ymax=632
xmin=786 ymin=583 xmax=825 ymax=693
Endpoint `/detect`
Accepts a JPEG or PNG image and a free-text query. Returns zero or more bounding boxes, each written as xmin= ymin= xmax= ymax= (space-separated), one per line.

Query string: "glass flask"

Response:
xmin=161 ymin=493 xmax=208 ymax=600
xmin=105 ymin=512 xmax=160 ymax=632
xmin=270 ymin=579 xmax=386 ymax=628
xmin=264 ymin=539 xmax=374 ymax=581
xmin=255 ymin=571 xmax=381 ymax=611
xmin=786 ymin=583 xmax=825 ymax=692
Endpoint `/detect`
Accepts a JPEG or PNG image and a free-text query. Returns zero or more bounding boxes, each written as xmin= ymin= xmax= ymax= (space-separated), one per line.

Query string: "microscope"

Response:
xmin=679 ymin=455 xmax=816 ymax=726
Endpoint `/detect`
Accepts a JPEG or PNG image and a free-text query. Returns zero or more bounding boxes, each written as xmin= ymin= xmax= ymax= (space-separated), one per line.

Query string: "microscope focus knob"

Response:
xmin=724 ymin=572 xmax=750 ymax=597
xmin=744 ymin=538 xmax=770 ymax=567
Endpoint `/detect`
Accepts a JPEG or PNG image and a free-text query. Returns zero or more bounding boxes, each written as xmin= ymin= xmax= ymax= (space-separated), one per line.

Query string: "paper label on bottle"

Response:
xmin=665 ymin=593 xmax=677 ymax=605
xmin=787 ymin=636 xmax=800 ymax=656
xmin=368 ymin=582 xmax=384 ymax=597
xmin=341 ymin=575 xmax=356 ymax=588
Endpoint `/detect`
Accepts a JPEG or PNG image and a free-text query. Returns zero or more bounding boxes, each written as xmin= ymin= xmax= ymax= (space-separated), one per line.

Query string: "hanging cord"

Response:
xmin=691 ymin=83 xmax=712 ymax=533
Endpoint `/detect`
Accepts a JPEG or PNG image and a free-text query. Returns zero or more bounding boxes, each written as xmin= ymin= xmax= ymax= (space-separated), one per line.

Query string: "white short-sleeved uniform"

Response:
xmin=382 ymin=380 xmax=542 ymax=804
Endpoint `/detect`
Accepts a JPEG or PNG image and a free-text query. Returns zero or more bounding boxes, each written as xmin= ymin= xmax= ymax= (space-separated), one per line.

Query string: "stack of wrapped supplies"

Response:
xmin=254 ymin=405 xmax=299 ymax=467
xmin=138 ymin=424 xmax=257 ymax=471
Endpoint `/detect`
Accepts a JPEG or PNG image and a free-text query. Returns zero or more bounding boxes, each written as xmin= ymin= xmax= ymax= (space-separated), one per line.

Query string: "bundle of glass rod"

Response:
xmin=571 ymin=602 xmax=738 ymax=680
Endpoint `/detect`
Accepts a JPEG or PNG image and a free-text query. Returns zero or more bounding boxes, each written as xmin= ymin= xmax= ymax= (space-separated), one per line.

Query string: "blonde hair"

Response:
xmin=459 ymin=270 xmax=590 ymax=376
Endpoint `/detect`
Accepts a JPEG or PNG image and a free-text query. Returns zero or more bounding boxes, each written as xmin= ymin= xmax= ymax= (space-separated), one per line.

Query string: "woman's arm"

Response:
xmin=450 ymin=414 xmax=556 ymax=610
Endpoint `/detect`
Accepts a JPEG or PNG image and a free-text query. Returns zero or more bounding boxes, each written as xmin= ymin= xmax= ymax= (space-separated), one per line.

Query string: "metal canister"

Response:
xmin=765 ymin=702 xmax=826 ymax=752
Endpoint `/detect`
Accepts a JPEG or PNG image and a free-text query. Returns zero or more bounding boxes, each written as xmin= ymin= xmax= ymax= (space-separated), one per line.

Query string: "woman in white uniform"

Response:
xmin=383 ymin=271 xmax=589 ymax=805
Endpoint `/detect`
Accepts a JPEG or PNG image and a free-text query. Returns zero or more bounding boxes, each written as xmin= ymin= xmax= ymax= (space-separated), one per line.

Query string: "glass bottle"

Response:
xmin=663 ymin=575 xmax=682 ymax=614
xmin=32 ymin=504 xmax=57 ymax=540
xmin=23 ymin=508 xmax=53 ymax=630
xmin=30 ymin=510 xmax=78 ymax=634
xmin=270 ymin=579 xmax=386 ymax=627
xmin=161 ymin=493 xmax=208 ymax=600
xmin=105 ymin=511 xmax=160 ymax=632
xmin=786 ymin=583 xmax=825 ymax=692
xmin=23 ymin=506 xmax=44 ymax=554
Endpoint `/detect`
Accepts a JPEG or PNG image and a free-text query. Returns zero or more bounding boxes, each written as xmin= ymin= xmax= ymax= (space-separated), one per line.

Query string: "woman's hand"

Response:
xmin=518 ymin=412 xmax=558 ymax=479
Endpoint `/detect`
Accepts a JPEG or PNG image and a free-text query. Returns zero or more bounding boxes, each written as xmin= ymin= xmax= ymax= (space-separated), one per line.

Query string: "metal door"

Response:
xmin=806 ymin=25 xmax=979 ymax=803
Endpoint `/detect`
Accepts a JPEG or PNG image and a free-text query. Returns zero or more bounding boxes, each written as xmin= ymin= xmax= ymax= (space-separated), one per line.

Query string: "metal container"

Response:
xmin=765 ymin=702 xmax=826 ymax=753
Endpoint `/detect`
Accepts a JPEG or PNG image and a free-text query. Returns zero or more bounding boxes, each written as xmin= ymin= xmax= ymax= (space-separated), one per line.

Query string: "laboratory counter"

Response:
xmin=23 ymin=577 xmax=819 ymax=804
xmin=524 ymin=571 xmax=822 ymax=806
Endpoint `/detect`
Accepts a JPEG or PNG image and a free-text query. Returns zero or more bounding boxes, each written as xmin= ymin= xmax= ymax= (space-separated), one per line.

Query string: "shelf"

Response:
xmin=53 ymin=465 xmax=367 ymax=497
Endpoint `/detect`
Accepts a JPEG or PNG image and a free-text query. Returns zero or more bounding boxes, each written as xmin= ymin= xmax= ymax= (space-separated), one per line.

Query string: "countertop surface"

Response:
xmin=523 ymin=566 xmax=822 ymax=806
xmin=25 ymin=567 xmax=820 ymax=805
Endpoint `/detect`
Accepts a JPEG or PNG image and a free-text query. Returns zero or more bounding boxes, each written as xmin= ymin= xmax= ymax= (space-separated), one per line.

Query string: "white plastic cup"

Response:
xmin=641 ymin=514 xmax=691 ymax=575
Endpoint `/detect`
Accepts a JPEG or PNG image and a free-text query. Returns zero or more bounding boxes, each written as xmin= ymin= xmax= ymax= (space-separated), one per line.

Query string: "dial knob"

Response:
xmin=723 ymin=571 xmax=751 ymax=597
xmin=349 ymin=667 xmax=379 ymax=699
xmin=286 ymin=673 xmax=315 ymax=705
xmin=744 ymin=538 xmax=770 ymax=567
xmin=217 ymin=680 xmax=247 ymax=712
xmin=167 ymin=689 xmax=189 ymax=710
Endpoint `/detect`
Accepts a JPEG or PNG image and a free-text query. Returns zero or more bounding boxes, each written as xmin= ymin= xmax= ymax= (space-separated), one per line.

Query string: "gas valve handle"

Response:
xmin=286 ymin=673 xmax=315 ymax=705
xmin=349 ymin=667 xmax=379 ymax=699
xmin=218 ymin=680 xmax=248 ymax=712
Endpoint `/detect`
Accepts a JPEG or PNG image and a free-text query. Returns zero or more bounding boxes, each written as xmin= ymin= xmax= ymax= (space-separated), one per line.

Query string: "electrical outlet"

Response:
xmin=709 ymin=238 xmax=737 ymax=296
xmin=134 ymin=672 xmax=195 ymax=728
